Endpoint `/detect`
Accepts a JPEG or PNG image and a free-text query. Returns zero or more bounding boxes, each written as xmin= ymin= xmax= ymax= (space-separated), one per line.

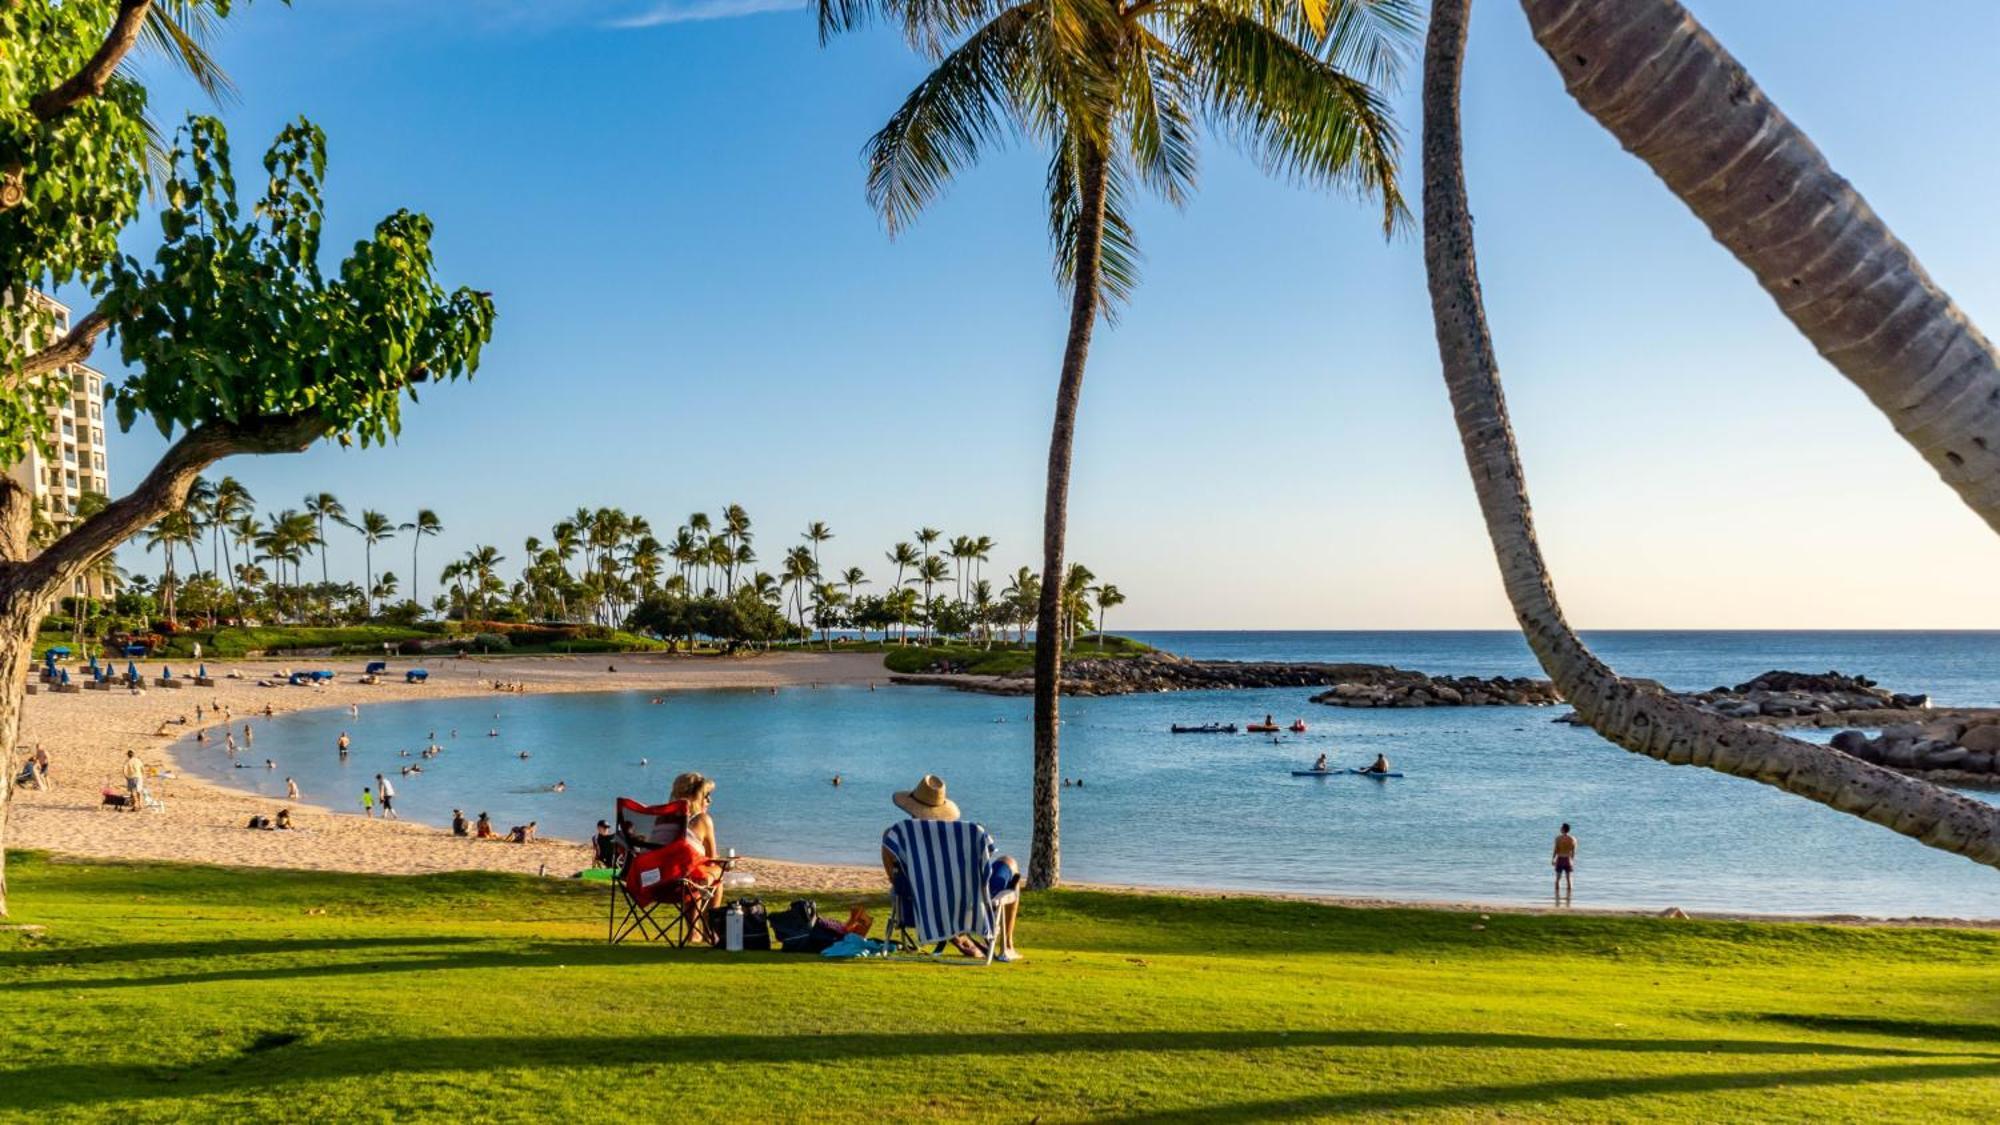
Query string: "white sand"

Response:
xmin=8 ymin=651 xmax=886 ymax=894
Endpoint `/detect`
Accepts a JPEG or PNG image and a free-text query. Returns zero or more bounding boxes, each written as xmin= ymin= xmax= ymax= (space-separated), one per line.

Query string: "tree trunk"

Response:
xmin=0 ymin=592 xmax=45 ymax=918
xmin=1519 ymin=0 xmax=2000 ymax=536
xmin=1029 ymin=146 xmax=1109 ymax=891
xmin=1423 ymin=0 xmax=2000 ymax=868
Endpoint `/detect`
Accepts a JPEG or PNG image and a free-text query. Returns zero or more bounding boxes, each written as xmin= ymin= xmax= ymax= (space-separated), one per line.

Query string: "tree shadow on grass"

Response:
xmin=1758 ymin=1013 xmax=2000 ymax=1044
xmin=1 ymin=1029 xmax=1990 ymax=1114
xmin=0 ymin=935 xmax=486 ymax=972
xmin=0 ymin=938 xmax=667 ymax=991
xmin=1103 ymin=1059 xmax=2000 ymax=1123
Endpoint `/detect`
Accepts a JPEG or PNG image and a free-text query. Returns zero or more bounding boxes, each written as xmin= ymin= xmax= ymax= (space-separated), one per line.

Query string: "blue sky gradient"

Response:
xmin=78 ymin=0 xmax=2000 ymax=628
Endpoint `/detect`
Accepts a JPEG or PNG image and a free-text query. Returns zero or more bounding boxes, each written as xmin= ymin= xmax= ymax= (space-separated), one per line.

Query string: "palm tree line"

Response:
xmin=130 ymin=490 xmax=1126 ymax=649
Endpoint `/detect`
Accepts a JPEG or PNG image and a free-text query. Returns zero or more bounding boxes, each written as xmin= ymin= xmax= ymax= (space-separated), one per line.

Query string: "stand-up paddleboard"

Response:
xmin=1348 ymin=769 xmax=1404 ymax=778
xmin=1291 ymin=769 xmax=1339 ymax=777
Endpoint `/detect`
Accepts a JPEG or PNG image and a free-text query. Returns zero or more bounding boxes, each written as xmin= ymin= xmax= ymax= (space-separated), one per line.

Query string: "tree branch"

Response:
xmin=12 ymin=310 xmax=109 ymax=386
xmin=18 ymin=411 xmax=330 ymax=606
xmin=29 ymin=0 xmax=154 ymax=120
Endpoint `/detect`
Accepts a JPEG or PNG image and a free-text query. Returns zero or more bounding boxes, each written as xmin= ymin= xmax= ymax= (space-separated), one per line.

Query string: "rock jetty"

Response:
xmin=889 ymin=652 xmax=1560 ymax=705
xmin=1684 ymin=671 xmax=1930 ymax=720
xmin=1828 ymin=720 xmax=2000 ymax=782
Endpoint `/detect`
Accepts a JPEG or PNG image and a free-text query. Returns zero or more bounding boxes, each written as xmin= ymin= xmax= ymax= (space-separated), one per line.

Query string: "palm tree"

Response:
xmin=827 ymin=0 xmax=1413 ymax=888
xmin=305 ymin=492 xmax=345 ymax=620
xmin=803 ymin=520 xmax=834 ymax=577
xmin=782 ymin=546 xmax=818 ymax=633
xmin=840 ymin=565 xmax=869 ymax=630
xmin=353 ymin=510 xmax=395 ymax=617
xmin=916 ymin=554 xmax=951 ymax=642
xmin=721 ymin=504 xmax=752 ymax=593
xmin=1060 ymin=563 xmax=1096 ymax=648
xmin=1094 ymin=583 xmax=1124 ymax=648
xmin=1419 ymin=0 xmax=2000 ymax=868
xmin=1517 ymin=0 xmax=2000 ymax=539
xmin=1003 ymin=566 xmax=1040 ymax=644
xmin=211 ymin=477 xmax=253 ymax=616
xmin=400 ymin=509 xmax=442 ymax=612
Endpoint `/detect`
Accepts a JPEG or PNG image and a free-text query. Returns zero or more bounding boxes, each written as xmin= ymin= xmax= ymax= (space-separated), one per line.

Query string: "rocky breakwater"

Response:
xmin=1684 ymin=670 xmax=1930 ymax=721
xmin=1309 ymin=673 xmax=1561 ymax=709
xmin=890 ymin=652 xmax=1560 ymax=704
xmin=1828 ymin=720 xmax=2000 ymax=782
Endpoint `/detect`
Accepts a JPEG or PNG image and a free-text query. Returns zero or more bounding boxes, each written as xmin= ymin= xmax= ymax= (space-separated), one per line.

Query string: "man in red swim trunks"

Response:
xmin=1552 ymin=823 xmax=1577 ymax=898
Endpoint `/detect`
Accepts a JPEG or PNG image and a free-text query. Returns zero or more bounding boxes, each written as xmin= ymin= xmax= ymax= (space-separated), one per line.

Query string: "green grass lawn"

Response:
xmin=3 ymin=851 xmax=1998 ymax=1122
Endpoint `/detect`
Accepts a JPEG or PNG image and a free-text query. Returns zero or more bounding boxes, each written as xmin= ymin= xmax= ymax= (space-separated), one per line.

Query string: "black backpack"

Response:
xmin=708 ymin=897 xmax=772 ymax=951
xmin=769 ymin=899 xmax=826 ymax=953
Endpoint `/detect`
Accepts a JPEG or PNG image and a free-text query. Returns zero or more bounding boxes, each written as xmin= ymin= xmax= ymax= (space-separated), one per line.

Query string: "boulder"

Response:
xmin=1881 ymin=741 xmax=1920 ymax=768
xmin=1964 ymin=751 xmax=1996 ymax=774
xmin=1921 ymin=720 xmax=1969 ymax=743
xmin=1921 ymin=746 xmax=1972 ymax=769
xmin=1959 ymin=724 xmax=2000 ymax=754
xmin=1829 ymin=729 xmax=1871 ymax=755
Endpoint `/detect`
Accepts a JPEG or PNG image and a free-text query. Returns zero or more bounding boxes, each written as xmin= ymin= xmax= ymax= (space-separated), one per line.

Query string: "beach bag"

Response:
xmin=769 ymin=899 xmax=820 ymax=953
xmin=708 ymin=898 xmax=771 ymax=951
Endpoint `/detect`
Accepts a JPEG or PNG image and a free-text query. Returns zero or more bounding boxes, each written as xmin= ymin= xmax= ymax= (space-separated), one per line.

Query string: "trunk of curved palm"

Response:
xmin=1518 ymin=0 xmax=2000 ymax=535
xmin=1029 ymin=146 xmax=1109 ymax=891
xmin=1423 ymin=0 xmax=2000 ymax=868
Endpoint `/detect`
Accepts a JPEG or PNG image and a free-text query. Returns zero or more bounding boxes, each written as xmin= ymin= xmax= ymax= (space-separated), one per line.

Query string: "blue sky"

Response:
xmin=80 ymin=0 xmax=2000 ymax=628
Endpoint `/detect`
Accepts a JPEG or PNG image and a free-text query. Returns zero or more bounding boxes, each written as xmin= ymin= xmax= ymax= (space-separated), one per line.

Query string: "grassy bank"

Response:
xmin=878 ymin=633 xmax=1153 ymax=677
xmin=3 ymin=853 xmax=1997 ymax=1120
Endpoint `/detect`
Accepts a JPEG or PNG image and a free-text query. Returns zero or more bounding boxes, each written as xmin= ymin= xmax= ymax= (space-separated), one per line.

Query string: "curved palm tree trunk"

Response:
xmin=1519 ymin=0 xmax=2000 ymax=535
xmin=1423 ymin=0 xmax=2000 ymax=867
xmin=1030 ymin=146 xmax=1109 ymax=891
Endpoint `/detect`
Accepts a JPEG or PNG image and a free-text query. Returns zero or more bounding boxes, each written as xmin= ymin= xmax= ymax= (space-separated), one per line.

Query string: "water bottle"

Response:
xmin=724 ymin=903 xmax=745 ymax=952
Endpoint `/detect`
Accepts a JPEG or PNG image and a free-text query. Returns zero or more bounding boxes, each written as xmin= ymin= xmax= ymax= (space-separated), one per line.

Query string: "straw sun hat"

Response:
xmin=892 ymin=774 xmax=960 ymax=821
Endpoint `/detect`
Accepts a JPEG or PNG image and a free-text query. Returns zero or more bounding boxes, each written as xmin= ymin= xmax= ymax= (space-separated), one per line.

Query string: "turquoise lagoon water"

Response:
xmin=185 ymin=631 xmax=2000 ymax=917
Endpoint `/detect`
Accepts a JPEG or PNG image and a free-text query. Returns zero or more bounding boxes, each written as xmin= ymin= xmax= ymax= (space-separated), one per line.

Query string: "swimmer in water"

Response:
xmin=639 ymin=757 xmax=649 ymax=767
xmin=488 ymin=729 xmax=498 ymax=738
xmin=518 ymin=751 xmax=531 ymax=760
xmin=552 ymin=780 xmax=566 ymax=793
xmin=831 ymin=774 xmax=842 ymax=787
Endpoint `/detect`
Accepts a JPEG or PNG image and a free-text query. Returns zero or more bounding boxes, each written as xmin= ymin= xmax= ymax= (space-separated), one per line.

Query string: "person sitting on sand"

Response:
xmin=475 ymin=811 xmax=496 ymax=839
xmin=507 ymin=821 xmax=538 ymax=844
xmin=275 ymin=808 xmax=294 ymax=830
xmin=593 ymin=819 xmax=618 ymax=866
xmin=881 ymin=774 xmax=1023 ymax=962
xmin=1362 ymin=753 xmax=1392 ymax=774
xmin=452 ymin=809 xmax=469 ymax=837
xmin=1313 ymin=753 xmax=1329 ymax=772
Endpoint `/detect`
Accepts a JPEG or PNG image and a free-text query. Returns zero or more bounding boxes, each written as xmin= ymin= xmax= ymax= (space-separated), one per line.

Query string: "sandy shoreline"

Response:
xmin=11 ymin=650 xmax=2000 ymax=928
xmin=10 ymin=652 xmax=892 ymax=895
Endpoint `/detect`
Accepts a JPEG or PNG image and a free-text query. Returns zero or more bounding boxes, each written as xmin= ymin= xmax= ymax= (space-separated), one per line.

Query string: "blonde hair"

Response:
xmin=670 ymin=771 xmax=715 ymax=804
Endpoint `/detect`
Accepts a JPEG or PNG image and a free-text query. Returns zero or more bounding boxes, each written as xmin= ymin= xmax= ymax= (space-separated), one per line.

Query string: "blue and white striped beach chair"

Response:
xmin=881 ymin=818 xmax=1017 ymax=963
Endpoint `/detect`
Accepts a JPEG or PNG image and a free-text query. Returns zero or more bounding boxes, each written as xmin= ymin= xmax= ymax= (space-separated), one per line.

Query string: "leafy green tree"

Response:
xmin=0 ymin=10 xmax=492 ymax=915
xmin=825 ymin=0 xmax=1414 ymax=887
xmin=1093 ymin=582 xmax=1124 ymax=648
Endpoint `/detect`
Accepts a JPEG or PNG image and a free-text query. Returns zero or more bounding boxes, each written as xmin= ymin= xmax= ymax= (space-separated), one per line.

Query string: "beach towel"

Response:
xmin=882 ymin=818 xmax=1000 ymax=948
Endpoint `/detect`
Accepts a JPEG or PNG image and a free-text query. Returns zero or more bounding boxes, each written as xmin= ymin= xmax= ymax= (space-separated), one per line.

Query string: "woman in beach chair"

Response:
xmin=607 ymin=777 xmax=727 ymax=945
xmin=879 ymin=774 xmax=1022 ymax=962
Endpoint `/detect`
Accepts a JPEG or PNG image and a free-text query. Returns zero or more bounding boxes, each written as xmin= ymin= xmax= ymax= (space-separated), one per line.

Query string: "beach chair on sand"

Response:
xmin=882 ymin=819 xmax=1016 ymax=963
xmin=608 ymin=797 xmax=721 ymax=946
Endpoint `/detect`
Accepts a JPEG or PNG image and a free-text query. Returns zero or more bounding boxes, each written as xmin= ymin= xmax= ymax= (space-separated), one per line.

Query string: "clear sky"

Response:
xmin=75 ymin=0 xmax=2000 ymax=629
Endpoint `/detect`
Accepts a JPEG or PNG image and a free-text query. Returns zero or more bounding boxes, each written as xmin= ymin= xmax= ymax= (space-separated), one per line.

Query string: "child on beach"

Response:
xmin=360 ymin=787 xmax=375 ymax=817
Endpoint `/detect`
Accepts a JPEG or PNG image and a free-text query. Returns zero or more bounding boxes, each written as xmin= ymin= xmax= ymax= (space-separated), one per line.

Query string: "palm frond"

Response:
xmin=864 ymin=5 xmax=1040 ymax=233
xmin=1121 ymin=26 xmax=1199 ymax=207
xmin=1048 ymin=131 xmax=1141 ymax=310
xmin=1191 ymin=0 xmax=1419 ymax=88
xmin=139 ymin=0 xmax=240 ymax=104
xmin=1180 ymin=3 xmax=1408 ymax=234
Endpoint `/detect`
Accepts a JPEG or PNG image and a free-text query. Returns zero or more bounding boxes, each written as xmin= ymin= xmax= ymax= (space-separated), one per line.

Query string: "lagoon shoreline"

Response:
xmin=12 ymin=649 xmax=2000 ymax=927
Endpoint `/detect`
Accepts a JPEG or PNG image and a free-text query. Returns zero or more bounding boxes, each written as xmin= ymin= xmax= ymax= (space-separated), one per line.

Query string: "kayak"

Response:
xmin=1291 ymin=769 xmax=1339 ymax=777
xmin=1171 ymin=723 xmax=1239 ymax=734
xmin=1245 ymin=724 xmax=1281 ymax=733
xmin=1348 ymin=769 xmax=1404 ymax=778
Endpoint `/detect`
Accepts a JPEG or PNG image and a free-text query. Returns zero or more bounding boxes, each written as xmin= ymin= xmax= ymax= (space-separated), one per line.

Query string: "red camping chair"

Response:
xmin=608 ymin=797 xmax=722 ymax=946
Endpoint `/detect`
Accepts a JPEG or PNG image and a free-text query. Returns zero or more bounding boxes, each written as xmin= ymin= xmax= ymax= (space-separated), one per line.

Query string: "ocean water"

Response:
xmin=185 ymin=631 xmax=2000 ymax=917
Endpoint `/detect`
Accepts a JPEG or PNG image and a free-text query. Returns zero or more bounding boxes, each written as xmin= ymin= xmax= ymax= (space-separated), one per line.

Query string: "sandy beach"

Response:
xmin=9 ymin=651 xmax=889 ymax=894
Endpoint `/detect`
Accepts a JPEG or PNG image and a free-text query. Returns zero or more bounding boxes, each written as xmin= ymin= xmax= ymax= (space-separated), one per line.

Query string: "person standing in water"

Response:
xmin=1552 ymin=823 xmax=1577 ymax=898
xmin=337 ymin=732 xmax=350 ymax=758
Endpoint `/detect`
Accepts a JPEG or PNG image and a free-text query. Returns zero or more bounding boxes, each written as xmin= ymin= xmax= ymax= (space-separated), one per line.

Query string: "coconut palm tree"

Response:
xmin=803 ymin=521 xmax=834 ymax=577
xmin=916 ymin=554 xmax=951 ymax=642
xmin=840 ymin=566 xmax=869 ymax=624
xmin=400 ymin=509 xmax=442 ymax=612
xmin=1060 ymin=563 xmax=1096 ymax=648
xmin=304 ymin=492 xmax=345 ymax=620
xmin=826 ymin=0 xmax=1414 ymax=888
xmin=1419 ymin=0 xmax=2000 ymax=868
xmin=211 ymin=477 xmax=253 ymax=615
xmin=782 ymin=545 xmax=818 ymax=633
xmin=353 ymin=510 xmax=395 ymax=617
xmin=1094 ymin=582 xmax=1124 ymax=648
xmin=1517 ymin=0 xmax=2000 ymax=539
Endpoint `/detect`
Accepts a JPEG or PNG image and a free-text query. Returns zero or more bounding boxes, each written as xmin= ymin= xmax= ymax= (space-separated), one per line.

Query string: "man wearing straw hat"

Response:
xmin=881 ymin=774 xmax=1024 ymax=960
